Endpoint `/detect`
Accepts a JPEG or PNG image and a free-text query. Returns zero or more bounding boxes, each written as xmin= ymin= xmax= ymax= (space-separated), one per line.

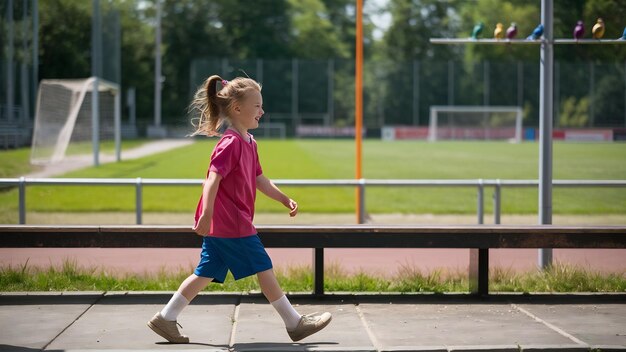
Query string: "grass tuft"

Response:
xmin=1 ymin=259 xmax=624 ymax=293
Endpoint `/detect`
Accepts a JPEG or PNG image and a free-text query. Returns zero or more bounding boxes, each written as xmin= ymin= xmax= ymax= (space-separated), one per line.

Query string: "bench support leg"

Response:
xmin=313 ymin=248 xmax=324 ymax=296
xmin=469 ymin=248 xmax=489 ymax=296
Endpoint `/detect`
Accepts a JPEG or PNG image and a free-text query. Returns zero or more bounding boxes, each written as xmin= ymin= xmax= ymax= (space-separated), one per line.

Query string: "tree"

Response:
xmin=38 ymin=0 xmax=92 ymax=80
xmin=374 ymin=0 xmax=461 ymax=126
xmin=288 ymin=0 xmax=349 ymax=59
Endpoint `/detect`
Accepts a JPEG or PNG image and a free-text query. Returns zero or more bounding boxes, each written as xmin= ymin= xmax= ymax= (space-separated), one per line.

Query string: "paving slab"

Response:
xmin=45 ymin=294 xmax=236 ymax=351
xmin=0 ymin=295 xmax=99 ymax=351
xmin=231 ymin=297 xmax=374 ymax=352
xmin=516 ymin=303 xmax=626 ymax=346
xmin=358 ymin=302 xmax=574 ymax=348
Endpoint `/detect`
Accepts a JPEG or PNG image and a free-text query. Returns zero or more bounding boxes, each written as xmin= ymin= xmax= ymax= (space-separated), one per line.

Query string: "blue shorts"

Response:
xmin=193 ymin=234 xmax=273 ymax=283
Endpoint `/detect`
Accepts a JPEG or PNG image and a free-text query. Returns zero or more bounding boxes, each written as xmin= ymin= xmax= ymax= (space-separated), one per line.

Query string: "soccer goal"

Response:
xmin=428 ymin=106 xmax=523 ymax=143
xmin=31 ymin=77 xmax=121 ymax=164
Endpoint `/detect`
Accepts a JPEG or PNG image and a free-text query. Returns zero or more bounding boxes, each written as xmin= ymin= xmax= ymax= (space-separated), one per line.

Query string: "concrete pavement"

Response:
xmin=1 ymin=292 xmax=625 ymax=352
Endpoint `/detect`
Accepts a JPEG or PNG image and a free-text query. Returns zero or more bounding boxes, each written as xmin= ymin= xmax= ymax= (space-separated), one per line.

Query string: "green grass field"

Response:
xmin=1 ymin=139 xmax=625 ymax=223
xmin=1 ymin=259 xmax=624 ymax=293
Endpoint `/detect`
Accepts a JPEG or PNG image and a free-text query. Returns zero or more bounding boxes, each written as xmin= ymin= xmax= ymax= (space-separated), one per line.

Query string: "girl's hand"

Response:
xmin=193 ymin=215 xmax=211 ymax=236
xmin=285 ymin=199 xmax=298 ymax=217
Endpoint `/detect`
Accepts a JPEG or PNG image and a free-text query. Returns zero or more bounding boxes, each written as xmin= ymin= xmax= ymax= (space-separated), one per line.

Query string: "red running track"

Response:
xmin=1 ymin=248 xmax=624 ymax=277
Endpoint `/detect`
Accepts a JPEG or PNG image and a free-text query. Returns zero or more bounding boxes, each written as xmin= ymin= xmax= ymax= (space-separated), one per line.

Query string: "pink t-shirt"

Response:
xmin=194 ymin=129 xmax=263 ymax=238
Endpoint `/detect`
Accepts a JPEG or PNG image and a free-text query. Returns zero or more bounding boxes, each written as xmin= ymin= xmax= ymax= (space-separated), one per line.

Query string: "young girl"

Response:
xmin=147 ymin=75 xmax=332 ymax=343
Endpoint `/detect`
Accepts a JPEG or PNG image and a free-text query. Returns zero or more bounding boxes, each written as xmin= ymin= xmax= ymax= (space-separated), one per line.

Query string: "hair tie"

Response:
xmin=221 ymin=79 xmax=228 ymax=86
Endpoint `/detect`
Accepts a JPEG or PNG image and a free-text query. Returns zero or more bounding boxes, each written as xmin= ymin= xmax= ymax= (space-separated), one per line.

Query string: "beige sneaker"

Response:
xmin=287 ymin=312 xmax=332 ymax=342
xmin=147 ymin=312 xmax=189 ymax=344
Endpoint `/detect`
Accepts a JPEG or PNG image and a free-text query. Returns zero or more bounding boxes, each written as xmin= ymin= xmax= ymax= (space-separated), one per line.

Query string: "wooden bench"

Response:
xmin=1 ymin=225 xmax=625 ymax=296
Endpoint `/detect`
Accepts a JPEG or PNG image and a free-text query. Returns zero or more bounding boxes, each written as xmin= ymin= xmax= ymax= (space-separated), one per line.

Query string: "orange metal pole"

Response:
xmin=355 ymin=0 xmax=363 ymax=224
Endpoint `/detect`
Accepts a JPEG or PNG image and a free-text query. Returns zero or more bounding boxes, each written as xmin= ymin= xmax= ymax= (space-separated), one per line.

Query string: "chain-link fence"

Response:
xmin=186 ymin=58 xmax=626 ymax=137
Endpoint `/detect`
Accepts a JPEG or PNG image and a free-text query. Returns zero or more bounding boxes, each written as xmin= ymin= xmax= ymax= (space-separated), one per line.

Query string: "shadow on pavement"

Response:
xmin=0 ymin=345 xmax=62 ymax=352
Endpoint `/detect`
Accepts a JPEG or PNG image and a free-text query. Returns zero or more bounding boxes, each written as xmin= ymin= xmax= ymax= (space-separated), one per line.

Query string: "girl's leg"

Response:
xmin=178 ymin=273 xmax=213 ymax=301
xmin=161 ymin=274 xmax=212 ymax=321
xmin=257 ymin=269 xmax=301 ymax=330
xmin=257 ymin=268 xmax=284 ymax=302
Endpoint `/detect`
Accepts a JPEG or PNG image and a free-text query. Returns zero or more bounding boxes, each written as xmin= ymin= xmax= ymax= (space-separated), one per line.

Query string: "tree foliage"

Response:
xmin=8 ymin=0 xmax=624 ymax=129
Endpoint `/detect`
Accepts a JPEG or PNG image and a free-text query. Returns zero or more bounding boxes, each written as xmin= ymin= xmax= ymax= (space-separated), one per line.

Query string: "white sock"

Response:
xmin=160 ymin=292 xmax=190 ymax=321
xmin=270 ymin=295 xmax=302 ymax=330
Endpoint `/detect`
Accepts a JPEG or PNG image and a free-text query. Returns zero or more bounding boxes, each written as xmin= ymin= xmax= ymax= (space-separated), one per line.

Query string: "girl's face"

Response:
xmin=233 ymin=90 xmax=264 ymax=131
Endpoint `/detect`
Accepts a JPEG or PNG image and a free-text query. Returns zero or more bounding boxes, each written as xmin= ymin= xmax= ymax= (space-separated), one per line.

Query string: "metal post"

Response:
xmin=256 ymin=58 xmax=263 ymax=83
xmin=32 ymin=0 xmax=38 ymax=117
xmin=483 ymin=61 xmax=490 ymax=107
xmin=114 ymin=91 xmax=121 ymax=161
xmin=493 ymin=182 xmax=501 ymax=225
xmin=469 ymin=248 xmax=489 ymax=296
xmin=91 ymin=0 xmax=101 ymax=167
xmin=517 ymin=61 xmax=523 ymax=108
xmin=127 ymin=87 xmax=136 ymax=127
xmin=154 ymin=0 xmax=162 ymax=129
xmin=6 ymin=0 xmax=15 ymax=122
xmin=313 ymin=248 xmax=324 ymax=296
xmin=448 ymin=60 xmax=454 ymax=106
xmin=412 ymin=60 xmax=420 ymax=125
xmin=589 ymin=62 xmax=595 ymax=127
xmin=538 ymin=0 xmax=554 ymax=268
xmin=21 ymin=0 xmax=30 ymax=122
xmin=328 ymin=59 xmax=334 ymax=127
xmin=136 ymin=177 xmax=142 ymax=225
xmin=292 ymin=58 xmax=299 ymax=132
xmin=18 ymin=177 xmax=26 ymax=224
xmin=358 ymin=179 xmax=365 ymax=224
xmin=554 ymin=61 xmax=559 ymax=127
xmin=477 ymin=180 xmax=484 ymax=225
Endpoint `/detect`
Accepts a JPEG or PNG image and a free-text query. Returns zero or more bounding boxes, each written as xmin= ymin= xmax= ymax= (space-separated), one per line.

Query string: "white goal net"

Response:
xmin=428 ymin=106 xmax=523 ymax=143
xmin=31 ymin=77 xmax=120 ymax=164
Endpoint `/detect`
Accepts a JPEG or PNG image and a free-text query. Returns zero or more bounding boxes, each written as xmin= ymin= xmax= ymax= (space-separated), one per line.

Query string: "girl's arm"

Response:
xmin=256 ymin=174 xmax=298 ymax=217
xmin=193 ymin=171 xmax=222 ymax=235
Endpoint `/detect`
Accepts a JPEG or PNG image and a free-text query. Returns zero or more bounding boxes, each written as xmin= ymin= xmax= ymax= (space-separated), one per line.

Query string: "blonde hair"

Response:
xmin=189 ymin=75 xmax=262 ymax=136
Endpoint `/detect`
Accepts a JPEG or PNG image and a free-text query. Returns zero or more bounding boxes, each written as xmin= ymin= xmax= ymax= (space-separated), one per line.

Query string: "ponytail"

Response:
xmin=189 ymin=75 xmax=226 ymax=137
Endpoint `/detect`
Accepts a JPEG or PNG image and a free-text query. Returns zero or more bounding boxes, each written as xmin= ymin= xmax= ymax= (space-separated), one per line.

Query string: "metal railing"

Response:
xmin=1 ymin=177 xmax=625 ymax=225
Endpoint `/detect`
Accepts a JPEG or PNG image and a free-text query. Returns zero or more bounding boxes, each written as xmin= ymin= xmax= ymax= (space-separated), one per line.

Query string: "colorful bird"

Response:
xmin=506 ymin=22 xmax=518 ymax=39
xmin=527 ymin=24 xmax=544 ymax=40
xmin=592 ymin=18 xmax=605 ymax=39
xmin=471 ymin=22 xmax=484 ymax=39
xmin=494 ymin=23 xmax=504 ymax=39
xmin=621 ymin=26 xmax=626 ymax=40
xmin=573 ymin=20 xmax=584 ymax=40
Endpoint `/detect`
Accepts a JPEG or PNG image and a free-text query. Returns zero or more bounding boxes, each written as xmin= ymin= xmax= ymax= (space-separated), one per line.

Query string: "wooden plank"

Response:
xmin=0 ymin=225 xmax=625 ymax=249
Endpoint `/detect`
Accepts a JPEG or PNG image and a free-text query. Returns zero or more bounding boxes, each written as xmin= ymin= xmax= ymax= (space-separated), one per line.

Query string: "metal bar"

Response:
xmin=114 ymin=90 xmax=121 ymax=162
xmin=430 ymin=38 xmax=626 ymax=45
xmin=313 ymin=248 xmax=324 ymax=296
xmin=469 ymin=248 xmax=489 ymax=295
xmin=538 ymin=0 xmax=554 ymax=269
xmin=18 ymin=176 xmax=25 ymax=224
xmin=1 ymin=178 xmax=626 ymax=188
xmin=6 ymin=0 xmax=14 ymax=122
xmin=494 ymin=182 xmax=501 ymax=225
xmin=328 ymin=59 xmax=334 ymax=126
xmin=154 ymin=0 xmax=162 ymax=128
xmin=358 ymin=179 xmax=365 ymax=224
xmin=135 ymin=177 xmax=142 ymax=225
xmin=477 ymin=180 xmax=484 ymax=225
xmin=92 ymin=0 xmax=101 ymax=167
xmin=413 ymin=60 xmax=420 ymax=125
xmin=32 ymin=0 xmax=38 ymax=118
xmin=292 ymin=58 xmax=299 ymax=131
